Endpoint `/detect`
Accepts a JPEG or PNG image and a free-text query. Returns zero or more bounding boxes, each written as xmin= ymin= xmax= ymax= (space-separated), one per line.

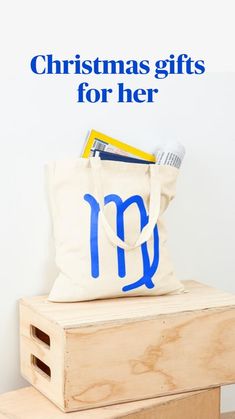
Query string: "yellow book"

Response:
xmin=82 ymin=129 xmax=156 ymax=162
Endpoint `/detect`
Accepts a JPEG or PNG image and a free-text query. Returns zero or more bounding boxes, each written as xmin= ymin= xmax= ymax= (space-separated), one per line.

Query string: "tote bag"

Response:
xmin=47 ymin=157 xmax=184 ymax=301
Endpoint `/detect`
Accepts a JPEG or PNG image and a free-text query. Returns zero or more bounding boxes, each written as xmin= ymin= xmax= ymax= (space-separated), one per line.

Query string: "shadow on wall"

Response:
xmin=42 ymin=233 xmax=58 ymax=293
xmin=42 ymin=167 xmax=58 ymax=294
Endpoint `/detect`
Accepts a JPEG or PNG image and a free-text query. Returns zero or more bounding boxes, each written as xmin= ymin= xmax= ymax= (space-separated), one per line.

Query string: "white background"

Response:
xmin=0 ymin=0 xmax=235 ymax=413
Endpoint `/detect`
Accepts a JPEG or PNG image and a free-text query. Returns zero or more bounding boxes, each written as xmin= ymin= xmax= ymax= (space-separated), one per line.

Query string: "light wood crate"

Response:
xmin=0 ymin=386 xmax=220 ymax=419
xmin=19 ymin=280 xmax=235 ymax=412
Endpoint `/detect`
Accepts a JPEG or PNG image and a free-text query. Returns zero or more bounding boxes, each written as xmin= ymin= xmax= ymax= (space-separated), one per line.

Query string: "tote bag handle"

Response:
xmin=90 ymin=157 xmax=161 ymax=251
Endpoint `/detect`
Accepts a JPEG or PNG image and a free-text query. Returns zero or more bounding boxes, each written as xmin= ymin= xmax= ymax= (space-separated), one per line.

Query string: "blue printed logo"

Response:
xmin=84 ymin=194 xmax=159 ymax=292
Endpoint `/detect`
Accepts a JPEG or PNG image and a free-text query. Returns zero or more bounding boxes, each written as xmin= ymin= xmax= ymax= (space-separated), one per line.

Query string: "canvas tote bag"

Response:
xmin=47 ymin=157 xmax=184 ymax=301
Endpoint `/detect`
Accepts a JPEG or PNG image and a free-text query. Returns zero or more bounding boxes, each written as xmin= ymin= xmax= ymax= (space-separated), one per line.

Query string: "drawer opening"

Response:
xmin=31 ymin=325 xmax=50 ymax=347
xmin=31 ymin=355 xmax=51 ymax=380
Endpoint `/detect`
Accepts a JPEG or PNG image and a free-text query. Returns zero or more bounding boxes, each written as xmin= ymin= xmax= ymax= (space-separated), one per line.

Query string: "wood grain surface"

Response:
xmin=64 ymin=305 xmax=235 ymax=411
xmin=20 ymin=280 xmax=235 ymax=329
xmin=0 ymin=386 xmax=220 ymax=419
xmin=19 ymin=280 xmax=235 ymax=411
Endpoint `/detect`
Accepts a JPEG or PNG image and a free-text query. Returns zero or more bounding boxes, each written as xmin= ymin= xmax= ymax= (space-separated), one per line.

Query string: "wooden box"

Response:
xmin=0 ymin=386 xmax=221 ymax=419
xmin=19 ymin=280 xmax=235 ymax=412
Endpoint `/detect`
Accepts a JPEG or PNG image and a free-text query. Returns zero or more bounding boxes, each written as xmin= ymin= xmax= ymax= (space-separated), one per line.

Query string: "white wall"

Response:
xmin=1 ymin=0 xmax=235 ymax=412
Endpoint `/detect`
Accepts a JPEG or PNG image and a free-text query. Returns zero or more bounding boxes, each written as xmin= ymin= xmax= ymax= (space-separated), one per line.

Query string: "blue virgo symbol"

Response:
xmin=84 ymin=194 xmax=159 ymax=292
